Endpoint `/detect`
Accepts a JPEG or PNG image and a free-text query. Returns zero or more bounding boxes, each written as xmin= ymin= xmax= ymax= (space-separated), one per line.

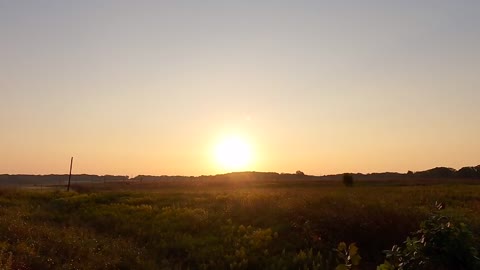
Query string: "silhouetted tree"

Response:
xmin=343 ymin=173 xmax=354 ymax=187
xmin=296 ymin=170 xmax=305 ymax=176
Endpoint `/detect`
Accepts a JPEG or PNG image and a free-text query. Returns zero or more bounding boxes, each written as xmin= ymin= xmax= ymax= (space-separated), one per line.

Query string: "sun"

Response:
xmin=215 ymin=136 xmax=252 ymax=172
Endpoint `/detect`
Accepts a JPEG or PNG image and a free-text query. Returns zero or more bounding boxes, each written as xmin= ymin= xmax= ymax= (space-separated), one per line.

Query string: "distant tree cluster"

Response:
xmin=295 ymin=170 xmax=305 ymax=176
xmin=413 ymin=166 xmax=480 ymax=178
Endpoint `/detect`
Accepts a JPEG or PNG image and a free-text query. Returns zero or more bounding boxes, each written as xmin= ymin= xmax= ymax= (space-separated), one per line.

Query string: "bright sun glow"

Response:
xmin=215 ymin=136 xmax=252 ymax=172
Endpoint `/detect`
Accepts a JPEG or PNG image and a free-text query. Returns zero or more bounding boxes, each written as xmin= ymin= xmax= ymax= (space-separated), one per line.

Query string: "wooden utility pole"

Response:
xmin=67 ymin=157 xmax=73 ymax=191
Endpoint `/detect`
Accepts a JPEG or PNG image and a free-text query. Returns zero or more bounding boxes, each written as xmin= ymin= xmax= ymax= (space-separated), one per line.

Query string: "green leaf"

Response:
xmin=335 ymin=264 xmax=348 ymax=270
xmin=338 ymin=242 xmax=347 ymax=252
xmin=349 ymin=243 xmax=358 ymax=256
xmin=351 ymin=254 xmax=361 ymax=266
xmin=376 ymin=260 xmax=394 ymax=270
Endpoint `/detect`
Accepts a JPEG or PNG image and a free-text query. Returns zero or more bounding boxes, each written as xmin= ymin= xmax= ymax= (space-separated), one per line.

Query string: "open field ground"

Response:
xmin=0 ymin=178 xmax=479 ymax=269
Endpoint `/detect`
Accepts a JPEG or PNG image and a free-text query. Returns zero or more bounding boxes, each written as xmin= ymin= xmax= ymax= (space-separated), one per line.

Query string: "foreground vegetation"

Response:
xmin=0 ymin=179 xmax=479 ymax=269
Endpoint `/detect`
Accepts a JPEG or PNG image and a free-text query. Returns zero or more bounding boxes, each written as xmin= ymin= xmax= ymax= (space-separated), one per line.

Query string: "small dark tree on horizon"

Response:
xmin=343 ymin=173 xmax=354 ymax=187
xmin=296 ymin=170 xmax=305 ymax=176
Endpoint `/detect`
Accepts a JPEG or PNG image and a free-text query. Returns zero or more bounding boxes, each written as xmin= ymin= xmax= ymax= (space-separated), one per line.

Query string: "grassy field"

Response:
xmin=0 ymin=179 xmax=479 ymax=269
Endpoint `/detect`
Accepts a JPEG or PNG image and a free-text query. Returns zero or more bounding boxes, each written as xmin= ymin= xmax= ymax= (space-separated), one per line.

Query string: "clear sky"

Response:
xmin=1 ymin=1 xmax=479 ymax=176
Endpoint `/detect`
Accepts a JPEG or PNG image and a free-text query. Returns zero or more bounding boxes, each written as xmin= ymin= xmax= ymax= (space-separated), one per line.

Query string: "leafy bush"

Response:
xmin=334 ymin=242 xmax=361 ymax=270
xmin=377 ymin=202 xmax=480 ymax=270
xmin=291 ymin=248 xmax=330 ymax=270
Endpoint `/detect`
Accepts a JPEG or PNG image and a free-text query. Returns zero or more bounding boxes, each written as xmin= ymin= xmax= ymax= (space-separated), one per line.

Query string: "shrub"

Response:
xmin=342 ymin=174 xmax=354 ymax=187
xmin=377 ymin=202 xmax=480 ymax=270
xmin=0 ymin=243 xmax=13 ymax=270
xmin=334 ymin=242 xmax=361 ymax=270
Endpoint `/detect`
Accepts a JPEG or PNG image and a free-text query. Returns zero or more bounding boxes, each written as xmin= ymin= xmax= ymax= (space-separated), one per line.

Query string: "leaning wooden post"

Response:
xmin=67 ymin=157 xmax=73 ymax=191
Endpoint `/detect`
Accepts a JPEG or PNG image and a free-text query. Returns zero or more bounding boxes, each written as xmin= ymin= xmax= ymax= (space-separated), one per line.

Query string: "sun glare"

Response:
xmin=215 ymin=136 xmax=252 ymax=172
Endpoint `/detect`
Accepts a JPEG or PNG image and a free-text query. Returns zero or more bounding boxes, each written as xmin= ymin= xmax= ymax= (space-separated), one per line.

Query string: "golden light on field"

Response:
xmin=215 ymin=136 xmax=252 ymax=172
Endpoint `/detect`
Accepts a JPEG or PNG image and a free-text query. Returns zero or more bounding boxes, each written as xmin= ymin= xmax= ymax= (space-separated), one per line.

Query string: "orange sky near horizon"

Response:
xmin=1 ymin=1 xmax=479 ymax=177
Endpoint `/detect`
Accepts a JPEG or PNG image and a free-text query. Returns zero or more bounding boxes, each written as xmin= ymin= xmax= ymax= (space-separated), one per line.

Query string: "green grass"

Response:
xmin=0 ymin=180 xmax=479 ymax=269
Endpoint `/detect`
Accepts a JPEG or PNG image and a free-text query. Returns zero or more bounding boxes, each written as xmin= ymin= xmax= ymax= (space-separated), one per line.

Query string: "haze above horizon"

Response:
xmin=1 ymin=1 xmax=479 ymax=176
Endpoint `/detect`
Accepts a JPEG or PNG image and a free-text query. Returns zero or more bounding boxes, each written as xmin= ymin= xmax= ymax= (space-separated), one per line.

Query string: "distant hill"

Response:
xmin=0 ymin=174 xmax=128 ymax=186
xmin=1 ymin=165 xmax=479 ymax=186
xmin=132 ymin=172 xmax=319 ymax=182
xmin=320 ymin=166 xmax=480 ymax=180
xmin=412 ymin=166 xmax=480 ymax=179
